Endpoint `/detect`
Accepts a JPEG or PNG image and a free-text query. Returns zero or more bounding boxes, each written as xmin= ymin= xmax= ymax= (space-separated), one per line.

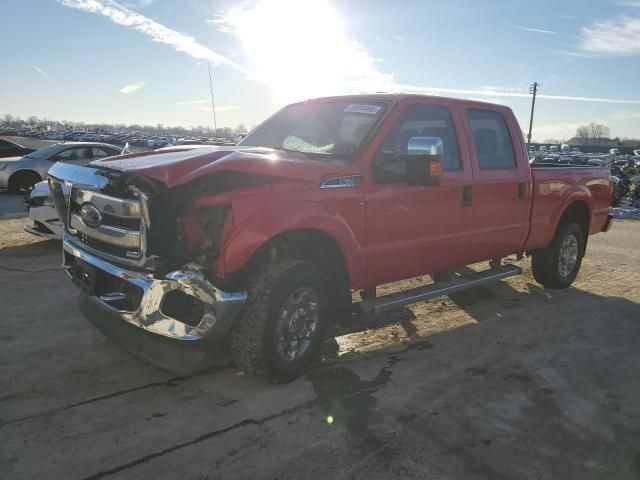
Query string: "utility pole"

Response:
xmin=526 ymin=81 xmax=539 ymax=152
xmin=208 ymin=62 xmax=218 ymax=138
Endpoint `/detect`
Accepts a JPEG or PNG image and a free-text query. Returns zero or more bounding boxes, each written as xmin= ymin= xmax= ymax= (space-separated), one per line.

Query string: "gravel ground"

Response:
xmin=1 ymin=219 xmax=639 ymax=480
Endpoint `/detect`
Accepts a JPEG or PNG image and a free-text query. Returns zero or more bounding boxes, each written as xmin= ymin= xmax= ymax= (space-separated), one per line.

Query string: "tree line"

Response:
xmin=544 ymin=122 xmax=639 ymax=147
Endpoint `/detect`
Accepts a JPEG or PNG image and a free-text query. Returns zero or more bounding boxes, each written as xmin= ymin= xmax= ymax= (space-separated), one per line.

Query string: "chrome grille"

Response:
xmin=68 ymin=188 xmax=145 ymax=261
xmin=48 ymin=162 xmax=151 ymax=268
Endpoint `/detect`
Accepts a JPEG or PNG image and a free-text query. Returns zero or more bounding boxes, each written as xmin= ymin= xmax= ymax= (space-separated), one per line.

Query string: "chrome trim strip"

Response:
xmin=71 ymin=189 xmax=141 ymax=218
xmin=48 ymin=162 xmax=110 ymax=189
xmin=63 ymin=235 xmax=248 ymax=341
xmin=70 ymin=213 xmax=142 ymax=249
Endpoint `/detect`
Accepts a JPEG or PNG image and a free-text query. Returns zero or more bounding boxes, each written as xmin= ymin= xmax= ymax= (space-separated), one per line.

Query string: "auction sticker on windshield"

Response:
xmin=344 ymin=104 xmax=382 ymax=114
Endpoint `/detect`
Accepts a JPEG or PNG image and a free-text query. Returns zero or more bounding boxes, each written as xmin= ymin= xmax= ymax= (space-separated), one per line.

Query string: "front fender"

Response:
xmin=219 ymin=198 xmax=366 ymax=288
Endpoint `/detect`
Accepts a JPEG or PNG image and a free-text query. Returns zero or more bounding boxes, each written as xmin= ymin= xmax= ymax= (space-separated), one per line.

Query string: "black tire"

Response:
xmin=9 ymin=171 xmax=41 ymax=193
xmin=531 ymin=222 xmax=584 ymax=289
xmin=229 ymin=259 xmax=329 ymax=383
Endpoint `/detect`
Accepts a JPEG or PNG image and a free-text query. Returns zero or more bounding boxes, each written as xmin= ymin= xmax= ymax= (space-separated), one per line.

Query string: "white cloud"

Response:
xmin=532 ymin=122 xmax=585 ymax=142
xmin=392 ymin=35 xmax=406 ymax=41
xmin=578 ymin=16 xmax=640 ymax=55
xmin=610 ymin=110 xmax=640 ymax=119
xmin=57 ymin=0 xmax=640 ymax=108
xmin=57 ymin=0 xmax=249 ymax=74
xmin=509 ymin=23 xmax=556 ymax=34
xmin=32 ymin=65 xmax=48 ymax=77
xmin=195 ymin=105 xmax=239 ymax=112
xmin=176 ymin=99 xmax=210 ymax=105
xmin=391 ymin=84 xmax=640 ymax=105
xmin=120 ymin=81 xmax=146 ymax=93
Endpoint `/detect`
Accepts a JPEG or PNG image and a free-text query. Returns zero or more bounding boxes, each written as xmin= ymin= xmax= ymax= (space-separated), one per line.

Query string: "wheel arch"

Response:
xmin=223 ymin=227 xmax=354 ymax=324
xmin=8 ymin=168 xmax=42 ymax=189
xmin=556 ymin=199 xmax=591 ymax=252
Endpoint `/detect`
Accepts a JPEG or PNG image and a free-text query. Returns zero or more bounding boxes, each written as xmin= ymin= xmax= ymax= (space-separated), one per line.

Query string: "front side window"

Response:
xmin=50 ymin=147 xmax=93 ymax=163
xmin=239 ymin=100 xmax=387 ymax=159
xmin=467 ymin=109 xmax=516 ymax=170
xmin=374 ymin=104 xmax=461 ymax=183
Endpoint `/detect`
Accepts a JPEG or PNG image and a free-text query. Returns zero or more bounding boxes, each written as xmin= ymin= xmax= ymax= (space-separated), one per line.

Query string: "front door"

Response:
xmin=365 ymin=102 xmax=474 ymax=286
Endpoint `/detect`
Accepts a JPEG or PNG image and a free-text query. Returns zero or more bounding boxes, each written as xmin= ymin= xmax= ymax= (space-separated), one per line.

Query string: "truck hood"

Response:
xmin=93 ymin=146 xmax=341 ymax=188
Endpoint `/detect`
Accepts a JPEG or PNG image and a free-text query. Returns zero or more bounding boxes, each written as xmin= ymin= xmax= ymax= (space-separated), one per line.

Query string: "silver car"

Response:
xmin=0 ymin=142 xmax=121 ymax=191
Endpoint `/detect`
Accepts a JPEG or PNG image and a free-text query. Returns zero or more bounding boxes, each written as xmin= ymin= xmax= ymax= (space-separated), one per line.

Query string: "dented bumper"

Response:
xmin=63 ymin=235 xmax=248 ymax=342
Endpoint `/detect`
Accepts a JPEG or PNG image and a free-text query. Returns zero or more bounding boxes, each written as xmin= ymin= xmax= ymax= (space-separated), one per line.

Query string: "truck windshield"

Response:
xmin=239 ymin=100 xmax=387 ymax=159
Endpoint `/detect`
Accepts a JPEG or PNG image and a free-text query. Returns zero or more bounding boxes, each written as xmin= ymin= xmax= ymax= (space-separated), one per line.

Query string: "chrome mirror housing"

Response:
xmin=407 ymin=136 xmax=444 ymax=157
xmin=406 ymin=136 xmax=444 ymax=187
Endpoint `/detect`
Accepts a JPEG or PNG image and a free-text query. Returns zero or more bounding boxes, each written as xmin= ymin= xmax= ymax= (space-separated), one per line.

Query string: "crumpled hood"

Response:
xmin=92 ymin=146 xmax=340 ymax=188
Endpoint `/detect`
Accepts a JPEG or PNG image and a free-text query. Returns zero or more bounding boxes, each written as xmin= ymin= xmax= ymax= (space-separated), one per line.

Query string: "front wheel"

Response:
xmin=531 ymin=222 xmax=585 ymax=289
xmin=229 ymin=259 xmax=329 ymax=383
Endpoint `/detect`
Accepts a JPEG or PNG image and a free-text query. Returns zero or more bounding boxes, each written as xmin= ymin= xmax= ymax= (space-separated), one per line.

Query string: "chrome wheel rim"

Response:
xmin=558 ymin=234 xmax=579 ymax=278
xmin=275 ymin=287 xmax=319 ymax=362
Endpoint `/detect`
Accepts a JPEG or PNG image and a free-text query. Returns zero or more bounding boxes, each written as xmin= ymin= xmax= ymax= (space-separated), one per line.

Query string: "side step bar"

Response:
xmin=359 ymin=264 xmax=522 ymax=315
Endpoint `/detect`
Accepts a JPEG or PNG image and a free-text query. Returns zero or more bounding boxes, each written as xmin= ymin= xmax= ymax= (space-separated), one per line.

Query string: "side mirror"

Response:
xmin=406 ymin=137 xmax=443 ymax=186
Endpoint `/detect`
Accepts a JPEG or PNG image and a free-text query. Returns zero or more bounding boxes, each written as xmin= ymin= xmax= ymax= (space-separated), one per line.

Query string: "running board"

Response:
xmin=359 ymin=264 xmax=522 ymax=315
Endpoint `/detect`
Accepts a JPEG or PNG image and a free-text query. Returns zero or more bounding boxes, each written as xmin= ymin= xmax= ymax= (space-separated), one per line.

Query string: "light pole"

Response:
xmin=526 ymin=82 xmax=539 ymax=152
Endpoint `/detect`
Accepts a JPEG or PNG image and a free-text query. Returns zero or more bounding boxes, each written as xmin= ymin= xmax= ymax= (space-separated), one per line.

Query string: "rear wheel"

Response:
xmin=9 ymin=171 xmax=41 ymax=193
xmin=230 ymin=259 xmax=329 ymax=383
xmin=532 ymin=222 xmax=584 ymax=289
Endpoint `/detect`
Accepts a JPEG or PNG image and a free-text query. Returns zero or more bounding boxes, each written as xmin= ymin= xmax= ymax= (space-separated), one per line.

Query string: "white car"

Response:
xmin=22 ymin=144 xmax=203 ymax=239
xmin=23 ymin=180 xmax=69 ymax=239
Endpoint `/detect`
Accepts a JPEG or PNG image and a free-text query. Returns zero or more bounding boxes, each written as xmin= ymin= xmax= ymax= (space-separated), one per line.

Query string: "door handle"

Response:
xmin=518 ymin=182 xmax=527 ymax=198
xmin=462 ymin=185 xmax=472 ymax=207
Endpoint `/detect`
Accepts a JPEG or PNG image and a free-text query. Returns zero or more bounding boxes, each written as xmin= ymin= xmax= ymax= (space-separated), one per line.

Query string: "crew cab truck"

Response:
xmin=48 ymin=94 xmax=613 ymax=382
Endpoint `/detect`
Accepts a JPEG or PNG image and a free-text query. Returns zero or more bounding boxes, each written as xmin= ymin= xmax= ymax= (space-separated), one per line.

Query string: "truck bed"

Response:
xmin=525 ymin=165 xmax=611 ymax=251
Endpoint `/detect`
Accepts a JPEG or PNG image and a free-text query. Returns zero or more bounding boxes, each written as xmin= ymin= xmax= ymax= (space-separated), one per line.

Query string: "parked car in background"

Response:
xmin=0 ymin=138 xmax=35 ymax=158
xmin=0 ymin=142 xmax=120 ymax=191
xmin=43 ymin=131 xmax=63 ymax=140
xmin=23 ymin=144 xmax=208 ymax=239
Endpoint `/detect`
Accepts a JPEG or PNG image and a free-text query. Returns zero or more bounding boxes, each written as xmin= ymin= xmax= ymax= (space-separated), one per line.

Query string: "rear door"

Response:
xmin=365 ymin=101 xmax=475 ymax=286
xmin=464 ymin=108 xmax=531 ymax=261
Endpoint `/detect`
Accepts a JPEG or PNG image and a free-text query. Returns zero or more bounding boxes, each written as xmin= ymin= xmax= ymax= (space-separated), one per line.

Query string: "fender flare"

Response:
xmin=549 ymin=187 xmax=593 ymax=238
xmin=219 ymin=200 xmax=366 ymax=287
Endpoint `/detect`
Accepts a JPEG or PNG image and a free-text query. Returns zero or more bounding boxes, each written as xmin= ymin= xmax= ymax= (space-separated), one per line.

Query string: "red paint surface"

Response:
xmin=97 ymin=95 xmax=612 ymax=290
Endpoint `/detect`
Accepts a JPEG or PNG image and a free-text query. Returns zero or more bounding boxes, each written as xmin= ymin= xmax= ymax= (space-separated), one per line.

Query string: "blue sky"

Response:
xmin=1 ymin=0 xmax=639 ymax=141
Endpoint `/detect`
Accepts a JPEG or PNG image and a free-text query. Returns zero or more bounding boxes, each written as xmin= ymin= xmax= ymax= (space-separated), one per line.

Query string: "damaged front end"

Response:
xmin=48 ymin=161 xmax=249 ymax=372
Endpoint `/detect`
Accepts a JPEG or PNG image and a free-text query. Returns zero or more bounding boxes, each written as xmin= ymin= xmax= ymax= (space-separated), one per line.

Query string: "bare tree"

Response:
xmin=588 ymin=122 xmax=610 ymax=140
xmin=575 ymin=122 xmax=611 ymax=145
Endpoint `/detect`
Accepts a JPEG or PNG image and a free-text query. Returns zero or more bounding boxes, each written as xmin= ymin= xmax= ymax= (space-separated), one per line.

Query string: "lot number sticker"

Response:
xmin=344 ymin=104 xmax=382 ymax=114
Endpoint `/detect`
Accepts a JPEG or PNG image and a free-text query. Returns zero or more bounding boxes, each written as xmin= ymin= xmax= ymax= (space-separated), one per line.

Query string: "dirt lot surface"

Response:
xmin=2 ymin=218 xmax=640 ymax=480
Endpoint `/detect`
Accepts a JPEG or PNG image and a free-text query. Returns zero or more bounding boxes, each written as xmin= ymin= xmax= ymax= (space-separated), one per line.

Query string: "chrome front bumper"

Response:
xmin=63 ymin=235 xmax=247 ymax=341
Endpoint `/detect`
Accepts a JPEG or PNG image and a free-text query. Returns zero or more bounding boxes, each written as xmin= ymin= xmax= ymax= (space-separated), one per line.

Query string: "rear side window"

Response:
xmin=467 ymin=109 xmax=516 ymax=170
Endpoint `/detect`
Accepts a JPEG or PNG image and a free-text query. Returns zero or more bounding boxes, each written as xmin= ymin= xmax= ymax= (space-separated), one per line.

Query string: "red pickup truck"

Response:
xmin=48 ymin=94 xmax=612 ymax=382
